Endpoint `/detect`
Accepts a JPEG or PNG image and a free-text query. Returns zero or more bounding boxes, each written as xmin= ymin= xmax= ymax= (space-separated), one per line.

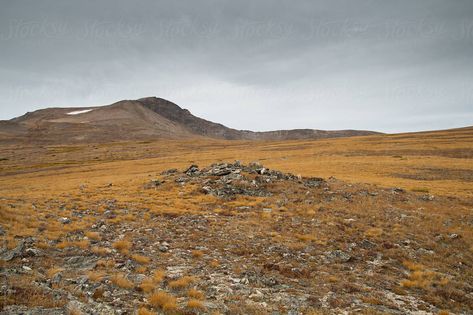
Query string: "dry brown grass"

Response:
xmin=187 ymin=288 xmax=205 ymax=300
xmin=56 ymin=239 xmax=90 ymax=249
xmin=110 ymin=273 xmax=133 ymax=289
xmin=295 ymin=233 xmax=316 ymax=242
xmin=191 ymin=250 xmax=204 ymax=259
xmin=112 ymin=239 xmax=132 ymax=253
xmin=137 ymin=307 xmax=155 ymax=315
xmin=136 ymin=266 xmax=147 ymax=273
xmin=91 ymin=246 xmax=110 ymax=256
xmin=46 ymin=267 xmax=63 ymax=278
xmin=85 ymin=231 xmax=101 ymax=240
xmin=168 ymin=276 xmax=196 ymax=290
xmin=131 ymin=254 xmax=151 ymax=264
xmin=139 ymin=278 xmax=155 ymax=293
xmin=1 ymin=128 xmax=473 ymax=313
xmin=87 ymin=271 xmax=105 ymax=282
xmin=149 ymin=291 xmax=177 ymax=310
xmin=0 ymin=274 xmax=67 ymax=308
xmin=400 ymin=260 xmax=449 ymax=289
xmin=67 ymin=307 xmax=83 ymax=315
xmin=187 ymin=298 xmax=206 ymax=311
xmin=152 ymin=269 xmax=166 ymax=283
xmin=209 ymin=259 xmax=220 ymax=268
xmin=96 ymin=259 xmax=115 ymax=269
xmin=364 ymin=228 xmax=383 ymax=238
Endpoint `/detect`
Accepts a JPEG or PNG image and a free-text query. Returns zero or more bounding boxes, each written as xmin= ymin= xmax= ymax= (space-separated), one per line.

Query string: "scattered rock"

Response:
xmin=0 ymin=240 xmax=26 ymax=261
xmin=161 ymin=168 xmax=178 ymax=175
xmin=159 ymin=241 xmax=170 ymax=252
xmin=359 ymin=239 xmax=376 ymax=249
xmin=185 ymin=164 xmax=200 ymax=176
xmin=25 ymin=248 xmax=42 ymax=257
xmin=392 ymin=187 xmax=405 ymax=194
xmin=449 ymin=233 xmax=461 ymax=240
xmin=144 ymin=179 xmax=163 ymax=189
xmin=58 ymin=217 xmax=71 ymax=224
xmin=421 ymin=194 xmax=435 ymax=201
xmin=51 ymin=273 xmax=62 ymax=284
xmin=327 ymin=250 xmax=352 ymax=263
xmin=0 ymin=306 xmax=64 ymax=315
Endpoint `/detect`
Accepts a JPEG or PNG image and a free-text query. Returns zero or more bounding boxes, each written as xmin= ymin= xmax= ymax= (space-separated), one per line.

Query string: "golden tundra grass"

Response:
xmin=0 ymin=127 xmax=472 ymax=312
xmin=0 ymin=127 xmax=472 ymax=200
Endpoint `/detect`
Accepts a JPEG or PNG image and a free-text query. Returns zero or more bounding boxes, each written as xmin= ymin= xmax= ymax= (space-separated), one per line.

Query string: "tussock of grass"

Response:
xmin=149 ymin=291 xmax=177 ymax=310
xmin=91 ymin=246 xmax=110 ymax=256
xmin=131 ymin=254 xmax=151 ymax=264
xmin=364 ymin=228 xmax=383 ymax=238
xmin=112 ymin=240 xmax=132 ymax=252
xmin=152 ymin=269 xmax=166 ymax=283
xmin=96 ymin=259 xmax=115 ymax=269
xmin=191 ymin=250 xmax=204 ymax=258
xmin=209 ymin=259 xmax=220 ymax=268
xmin=56 ymin=239 xmax=90 ymax=249
xmin=168 ymin=276 xmax=196 ymax=290
xmin=112 ymin=240 xmax=132 ymax=255
xmin=110 ymin=273 xmax=133 ymax=289
xmin=139 ymin=278 xmax=155 ymax=293
xmin=187 ymin=288 xmax=205 ymax=300
xmin=187 ymin=298 xmax=206 ymax=310
xmin=87 ymin=271 xmax=105 ymax=282
xmin=137 ymin=307 xmax=155 ymax=315
xmin=136 ymin=266 xmax=147 ymax=273
xmin=85 ymin=231 xmax=101 ymax=240
xmin=46 ymin=267 xmax=63 ymax=278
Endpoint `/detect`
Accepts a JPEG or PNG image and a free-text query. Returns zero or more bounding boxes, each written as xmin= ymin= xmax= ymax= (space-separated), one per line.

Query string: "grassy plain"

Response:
xmin=0 ymin=126 xmax=472 ymax=314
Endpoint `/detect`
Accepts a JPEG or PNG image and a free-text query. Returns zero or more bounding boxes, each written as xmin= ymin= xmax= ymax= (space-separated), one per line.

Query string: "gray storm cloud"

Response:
xmin=0 ymin=0 xmax=472 ymax=132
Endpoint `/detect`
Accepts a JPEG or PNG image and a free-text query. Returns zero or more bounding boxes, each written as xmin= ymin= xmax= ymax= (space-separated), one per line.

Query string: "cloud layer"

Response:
xmin=1 ymin=0 xmax=472 ymax=132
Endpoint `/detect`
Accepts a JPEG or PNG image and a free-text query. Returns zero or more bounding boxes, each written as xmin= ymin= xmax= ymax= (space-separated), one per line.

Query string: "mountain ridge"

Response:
xmin=0 ymin=97 xmax=381 ymax=143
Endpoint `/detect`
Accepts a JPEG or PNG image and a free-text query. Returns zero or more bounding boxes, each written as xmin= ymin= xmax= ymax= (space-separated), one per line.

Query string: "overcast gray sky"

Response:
xmin=1 ymin=0 xmax=472 ymax=132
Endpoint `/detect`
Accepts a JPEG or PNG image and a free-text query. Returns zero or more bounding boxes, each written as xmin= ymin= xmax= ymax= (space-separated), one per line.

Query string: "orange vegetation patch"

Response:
xmin=131 ymin=254 xmax=151 ymax=264
xmin=168 ymin=276 xmax=196 ymax=290
xmin=110 ymin=273 xmax=133 ymax=289
xmin=149 ymin=291 xmax=177 ymax=310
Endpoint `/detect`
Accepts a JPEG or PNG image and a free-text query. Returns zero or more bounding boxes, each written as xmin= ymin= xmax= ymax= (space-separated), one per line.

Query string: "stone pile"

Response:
xmin=158 ymin=161 xmax=326 ymax=199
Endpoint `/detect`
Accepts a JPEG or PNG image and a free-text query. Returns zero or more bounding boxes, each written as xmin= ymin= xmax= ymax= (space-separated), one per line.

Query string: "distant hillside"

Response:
xmin=0 ymin=97 xmax=380 ymax=143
